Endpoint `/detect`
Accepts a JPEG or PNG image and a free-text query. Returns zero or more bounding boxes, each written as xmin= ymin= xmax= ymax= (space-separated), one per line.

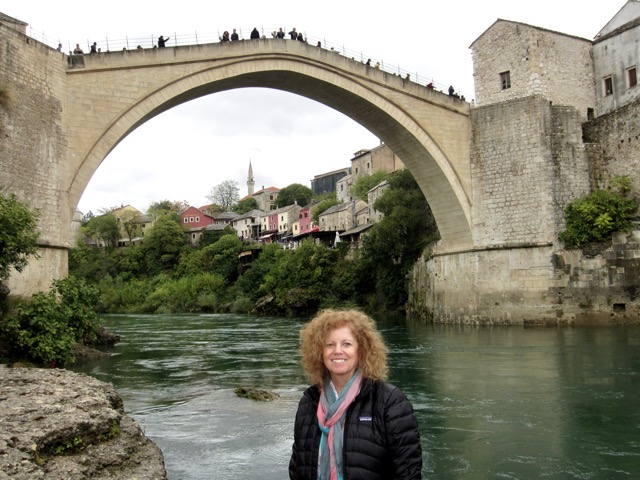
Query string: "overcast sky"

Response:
xmin=3 ymin=0 xmax=627 ymax=215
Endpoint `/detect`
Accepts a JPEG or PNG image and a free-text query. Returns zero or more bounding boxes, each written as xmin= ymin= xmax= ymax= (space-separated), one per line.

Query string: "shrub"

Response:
xmin=0 ymin=191 xmax=40 ymax=281
xmin=1 ymin=277 xmax=101 ymax=366
xmin=141 ymin=273 xmax=226 ymax=313
xmin=560 ymin=189 xmax=638 ymax=248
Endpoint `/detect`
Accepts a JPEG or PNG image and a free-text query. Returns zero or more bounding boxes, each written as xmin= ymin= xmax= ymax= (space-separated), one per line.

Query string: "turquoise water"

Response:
xmin=71 ymin=314 xmax=640 ymax=479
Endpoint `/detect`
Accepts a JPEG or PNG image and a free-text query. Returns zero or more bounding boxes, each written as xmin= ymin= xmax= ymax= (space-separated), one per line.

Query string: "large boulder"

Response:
xmin=0 ymin=365 xmax=167 ymax=479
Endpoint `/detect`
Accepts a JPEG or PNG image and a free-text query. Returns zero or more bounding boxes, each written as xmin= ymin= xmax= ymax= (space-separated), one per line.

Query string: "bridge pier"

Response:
xmin=408 ymin=232 xmax=640 ymax=325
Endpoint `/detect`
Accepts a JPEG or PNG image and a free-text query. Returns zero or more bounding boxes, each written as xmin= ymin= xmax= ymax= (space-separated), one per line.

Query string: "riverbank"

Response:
xmin=0 ymin=365 xmax=167 ymax=479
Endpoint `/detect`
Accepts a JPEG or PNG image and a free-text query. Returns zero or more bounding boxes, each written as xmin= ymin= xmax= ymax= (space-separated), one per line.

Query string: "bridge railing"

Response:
xmin=25 ymin=24 xmax=468 ymax=99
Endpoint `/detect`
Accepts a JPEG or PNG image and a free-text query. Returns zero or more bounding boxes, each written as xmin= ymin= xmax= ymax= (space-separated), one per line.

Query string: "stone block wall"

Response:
xmin=583 ymin=97 xmax=640 ymax=192
xmin=548 ymin=231 xmax=640 ymax=323
xmin=408 ymin=232 xmax=640 ymax=325
xmin=0 ymin=24 xmax=70 ymax=295
xmin=470 ymin=96 xmax=590 ymax=247
xmin=471 ymin=20 xmax=595 ymax=121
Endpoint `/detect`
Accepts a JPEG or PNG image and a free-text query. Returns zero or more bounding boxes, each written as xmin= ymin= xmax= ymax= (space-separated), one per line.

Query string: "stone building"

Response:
xmin=367 ymin=180 xmax=390 ymax=224
xmin=251 ymin=186 xmax=280 ymax=211
xmin=231 ymin=209 xmax=264 ymax=241
xmin=336 ymin=143 xmax=404 ymax=202
xmin=592 ymin=0 xmax=640 ymax=115
xmin=470 ymin=19 xmax=596 ymax=121
xmin=319 ymin=200 xmax=367 ymax=232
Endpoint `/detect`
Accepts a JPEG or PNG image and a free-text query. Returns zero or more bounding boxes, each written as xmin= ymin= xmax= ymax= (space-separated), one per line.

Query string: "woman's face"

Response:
xmin=323 ymin=325 xmax=360 ymax=387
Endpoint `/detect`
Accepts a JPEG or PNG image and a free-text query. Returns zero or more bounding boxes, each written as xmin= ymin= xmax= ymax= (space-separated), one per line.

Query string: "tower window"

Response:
xmin=500 ymin=71 xmax=511 ymax=90
xmin=628 ymin=67 xmax=637 ymax=89
xmin=604 ymin=76 xmax=614 ymax=96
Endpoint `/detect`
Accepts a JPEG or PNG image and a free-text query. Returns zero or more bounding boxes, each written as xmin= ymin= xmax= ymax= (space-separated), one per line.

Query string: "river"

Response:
xmin=70 ymin=313 xmax=640 ymax=479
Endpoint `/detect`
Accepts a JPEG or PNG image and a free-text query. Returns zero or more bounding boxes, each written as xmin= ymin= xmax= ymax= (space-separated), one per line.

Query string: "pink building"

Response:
xmin=298 ymin=201 xmax=317 ymax=234
xmin=180 ymin=206 xmax=214 ymax=229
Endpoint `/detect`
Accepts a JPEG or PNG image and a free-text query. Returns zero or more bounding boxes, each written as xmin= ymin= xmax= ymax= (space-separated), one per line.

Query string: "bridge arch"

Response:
xmin=67 ymin=45 xmax=473 ymax=249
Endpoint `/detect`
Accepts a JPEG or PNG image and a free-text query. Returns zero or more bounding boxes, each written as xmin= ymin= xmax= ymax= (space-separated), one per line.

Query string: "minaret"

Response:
xmin=247 ymin=160 xmax=255 ymax=196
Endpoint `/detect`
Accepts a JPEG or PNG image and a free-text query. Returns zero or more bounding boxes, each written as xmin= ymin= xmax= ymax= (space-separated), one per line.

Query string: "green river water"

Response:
xmin=70 ymin=313 xmax=640 ymax=480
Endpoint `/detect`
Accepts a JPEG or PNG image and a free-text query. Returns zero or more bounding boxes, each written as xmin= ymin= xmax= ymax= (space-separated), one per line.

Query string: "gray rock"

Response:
xmin=0 ymin=365 xmax=167 ymax=479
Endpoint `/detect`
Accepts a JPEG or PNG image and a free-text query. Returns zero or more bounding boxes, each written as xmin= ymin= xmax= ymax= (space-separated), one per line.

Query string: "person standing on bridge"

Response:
xmin=231 ymin=29 xmax=239 ymax=41
xmin=276 ymin=27 xmax=285 ymax=39
xmin=289 ymin=309 xmax=423 ymax=480
xmin=250 ymin=27 xmax=260 ymax=39
xmin=289 ymin=28 xmax=297 ymax=40
xmin=158 ymin=35 xmax=170 ymax=48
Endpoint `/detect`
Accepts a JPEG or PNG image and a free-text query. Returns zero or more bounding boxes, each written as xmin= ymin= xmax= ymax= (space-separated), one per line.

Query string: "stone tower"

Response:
xmin=247 ymin=160 xmax=255 ymax=196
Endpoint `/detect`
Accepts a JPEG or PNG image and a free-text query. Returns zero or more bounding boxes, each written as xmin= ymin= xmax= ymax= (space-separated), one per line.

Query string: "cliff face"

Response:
xmin=0 ymin=365 xmax=167 ymax=480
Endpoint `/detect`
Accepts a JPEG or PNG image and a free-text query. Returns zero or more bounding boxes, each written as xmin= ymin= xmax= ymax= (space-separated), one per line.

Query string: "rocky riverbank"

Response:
xmin=0 ymin=365 xmax=167 ymax=479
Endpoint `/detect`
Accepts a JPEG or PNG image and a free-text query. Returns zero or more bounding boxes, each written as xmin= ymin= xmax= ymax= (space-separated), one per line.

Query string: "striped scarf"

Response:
xmin=316 ymin=371 xmax=362 ymax=480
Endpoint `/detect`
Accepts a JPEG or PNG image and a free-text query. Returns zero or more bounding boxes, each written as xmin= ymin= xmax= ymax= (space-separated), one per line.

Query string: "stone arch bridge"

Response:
xmin=4 ymin=24 xmax=597 ymax=324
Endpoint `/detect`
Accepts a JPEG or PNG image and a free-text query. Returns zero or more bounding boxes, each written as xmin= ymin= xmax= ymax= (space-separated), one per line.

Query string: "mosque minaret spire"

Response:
xmin=247 ymin=159 xmax=255 ymax=196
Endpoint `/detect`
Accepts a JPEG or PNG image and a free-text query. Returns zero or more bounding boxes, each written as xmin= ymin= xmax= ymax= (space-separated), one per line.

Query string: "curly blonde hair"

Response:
xmin=299 ymin=309 xmax=388 ymax=387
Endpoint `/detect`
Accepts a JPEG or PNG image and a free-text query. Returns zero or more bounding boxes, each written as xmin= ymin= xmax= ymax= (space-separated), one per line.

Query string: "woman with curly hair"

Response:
xmin=289 ymin=309 xmax=422 ymax=480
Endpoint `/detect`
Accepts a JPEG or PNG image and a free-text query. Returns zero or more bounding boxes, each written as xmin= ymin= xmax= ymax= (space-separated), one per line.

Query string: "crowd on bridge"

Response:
xmin=65 ymin=27 xmax=469 ymax=100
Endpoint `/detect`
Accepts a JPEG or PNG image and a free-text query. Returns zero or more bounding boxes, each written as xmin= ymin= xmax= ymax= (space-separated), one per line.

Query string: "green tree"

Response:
xmin=200 ymin=225 xmax=236 ymax=247
xmin=178 ymin=234 xmax=243 ymax=282
xmin=146 ymin=200 xmax=189 ymax=220
xmin=85 ymin=213 xmax=120 ymax=249
xmin=262 ymin=239 xmax=340 ymax=315
xmin=141 ymin=214 xmax=188 ymax=275
xmin=357 ymin=169 xmax=438 ymax=309
xmin=233 ymin=197 xmax=259 ymax=214
xmin=275 ymin=183 xmax=314 ymax=208
xmin=351 ymin=171 xmax=389 ymax=201
xmin=0 ymin=191 xmax=40 ymax=281
xmin=236 ymin=243 xmax=285 ymax=301
xmin=119 ymin=210 xmax=142 ymax=243
xmin=68 ymin=243 xmax=118 ymax=283
xmin=208 ymin=180 xmax=240 ymax=211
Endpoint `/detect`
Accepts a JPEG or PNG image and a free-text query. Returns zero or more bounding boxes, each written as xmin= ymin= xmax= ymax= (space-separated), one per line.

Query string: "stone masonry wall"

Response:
xmin=583 ymin=97 xmax=640 ymax=192
xmin=470 ymin=96 xmax=590 ymax=247
xmin=408 ymin=95 xmax=600 ymax=324
xmin=471 ymin=21 xmax=595 ymax=121
xmin=0 ymin=24 xmax=71 ymax=295
xmin=408 ymin=231 xmax=640 ymax=325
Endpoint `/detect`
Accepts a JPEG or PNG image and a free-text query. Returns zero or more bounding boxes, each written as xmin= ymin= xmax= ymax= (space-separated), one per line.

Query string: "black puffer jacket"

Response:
xmin=289 ymin=378 xmax=422 ymax=479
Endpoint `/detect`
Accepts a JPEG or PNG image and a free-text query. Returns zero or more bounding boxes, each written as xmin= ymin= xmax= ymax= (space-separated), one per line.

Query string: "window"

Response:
xmin=195 ymin=216 xmax=200 ymax=222
xmin=628 ymin=67 xmax=637 ymax=88
xmin=190 ymin=216 xmax=194 ymax=222
xmin=500 ymin=71 xmax=511 ymax=90
xmin=183 ymin=218 xmax=188 ymax=223
xmin=604 ymin=76 xmax=613 ymax=96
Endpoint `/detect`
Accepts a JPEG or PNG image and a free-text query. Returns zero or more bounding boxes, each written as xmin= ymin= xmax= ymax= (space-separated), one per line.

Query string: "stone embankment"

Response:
xmin=0 ymin=365 xmax=167 ymax=480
